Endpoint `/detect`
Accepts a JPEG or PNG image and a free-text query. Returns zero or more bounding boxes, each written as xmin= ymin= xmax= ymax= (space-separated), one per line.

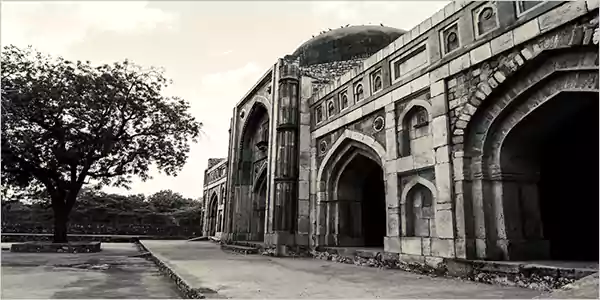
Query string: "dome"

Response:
xmin=292 ymin=25 xmax=406 ymax=67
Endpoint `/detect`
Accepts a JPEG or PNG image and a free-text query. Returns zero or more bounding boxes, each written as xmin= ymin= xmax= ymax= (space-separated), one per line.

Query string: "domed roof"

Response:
xmin=292 ymin=25 xmax=406 ymax=67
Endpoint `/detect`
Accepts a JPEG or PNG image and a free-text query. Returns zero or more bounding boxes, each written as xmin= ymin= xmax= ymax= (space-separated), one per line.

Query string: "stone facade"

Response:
xmin=202 ymin=159 xmax=227 ymax=238
xmin=202 ymin=0 xmax=599 ymax=263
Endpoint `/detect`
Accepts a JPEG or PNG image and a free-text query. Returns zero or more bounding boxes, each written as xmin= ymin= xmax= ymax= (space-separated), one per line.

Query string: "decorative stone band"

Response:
xmin=469 ymin=170 xmax=540 ymax=182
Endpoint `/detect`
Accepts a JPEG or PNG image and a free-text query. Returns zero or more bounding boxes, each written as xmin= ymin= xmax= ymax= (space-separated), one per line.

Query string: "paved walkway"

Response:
xmin=1 ymin=243 xmax=180 ymax=299
xmin=141 ymin=240 xmax=543 ymax=299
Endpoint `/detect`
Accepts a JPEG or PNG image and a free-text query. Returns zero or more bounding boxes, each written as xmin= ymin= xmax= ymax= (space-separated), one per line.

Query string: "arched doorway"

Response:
xmin=319 ymin=131 xmax=388 ymax=248
xmin=462 ymin=48 xmax=599 ymax=261
xmin=231 ymin=101 xmax=270 ymax=239
xmin=501 ymin=91 xmax=598 ymax=261
xmin=208 ymin=194 xmax=218 ymax=236
xmin=251 ymin=168 xmax=267 ymax=241
xmin=335 ymin=153 xmax=386 ymax=247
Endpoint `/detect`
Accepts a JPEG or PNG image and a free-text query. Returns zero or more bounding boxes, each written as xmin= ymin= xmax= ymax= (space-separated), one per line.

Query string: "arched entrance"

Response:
xmin=230 ymin=101 xmax=270 ymax=240
xmin=317 ymin=130 xmax=388 ymax=248
xmin=207 ymin=194 xmax=218 ymax=236
xmin=462 ymin=48 xmax=599 ymax=261
xmin=250 ymin=168 xmax=267 ymax=241
xmin=501 ymin=91 xmax=598 ymax=261
xmin=335 ymin=153 xmax=386 ymax=247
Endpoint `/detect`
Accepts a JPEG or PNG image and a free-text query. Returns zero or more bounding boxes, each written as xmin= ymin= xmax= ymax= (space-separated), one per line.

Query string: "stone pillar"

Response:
xmin=265 ymin=63 xmax=279 ymax=243
xmin=296 ymin=76 xmax=313 ymax=246
xmin=271 ymin=58 xmax=300 ymax=251
xmin=430 ymin=79 xmax=458 ymax=259
xmin=384 ymin=102 xmax=401 ymax=253
xmin=202 ymin=191 xmax=209 ymax=236
xmin=224 ymin=113 xmax=237 ymax=240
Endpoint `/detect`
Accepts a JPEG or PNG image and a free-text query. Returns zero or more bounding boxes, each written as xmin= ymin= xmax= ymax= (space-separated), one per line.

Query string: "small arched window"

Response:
xmin=354 ymin=83 xmax=364 ymax=102
xmin=339 ymin=91 xmax=349 ymax=110
xmin=315 ymin=106 xmax=324 ymax=124
xmin=327 ymin=100 xmax=336 ymax=118
xmin=400 ymin=106 xmax=430 ymax=156
xmin=442 ymin=23 xmax=460 ymax=54
xmin=373 ymin=76 xmax=382 ymax=92
xmin=371 ymin=69 xmax=383 ymax=93
xmin=405 ymin=183 xmax=434 ymax=237
xmin=475 ymin=5 xmax=498 ymax=37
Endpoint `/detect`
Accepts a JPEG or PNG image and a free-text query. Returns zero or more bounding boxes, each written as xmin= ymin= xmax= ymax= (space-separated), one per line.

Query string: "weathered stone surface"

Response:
xmin=491 ymin=31 xmax=514 ymax=55
xmin=538 ymin=1 xmax=587 ymax=33
xmin=449 ymin=53 xmax=472 ymax=76
xmin=469 ymin=43 xmax=492 ymax=65
xmin=513 ymin=19 xmax=541 ymax=46
xmin=402 ymin=237 xmax=423 ymax=256
xmin=431 ymin=238 xmax=455 ymax=257
xmin=435 ymin=210 xmax=454 ymax=239
xmin=201 ymin=2 xmax=599 ymax=280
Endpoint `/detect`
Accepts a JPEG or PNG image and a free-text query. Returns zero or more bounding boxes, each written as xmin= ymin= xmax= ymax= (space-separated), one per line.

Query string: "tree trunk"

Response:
xmin=53 ymin=208 xmax=68 ymax=243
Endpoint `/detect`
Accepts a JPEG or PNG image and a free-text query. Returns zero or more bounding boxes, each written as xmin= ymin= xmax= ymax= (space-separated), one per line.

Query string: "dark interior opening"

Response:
xmin=361 ymin=160 xmax=386 ymax=247
xmin=255 ymin=178 xmax=267 ymax=241
xmin=209 ymin=196 xmax=218 ymax=236
xmin=504 ymin=91 xmax=598 ymax=261
xmin=538 ymin=93 xmax=598 ymax=261
xmin=336 ymin=152 xmax=386 ymax=247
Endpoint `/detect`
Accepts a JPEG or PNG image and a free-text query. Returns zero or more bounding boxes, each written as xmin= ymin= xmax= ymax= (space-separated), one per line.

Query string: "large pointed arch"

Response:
xmin=237 ymin=97 xmax=270 ymax=151
xmin=314 ymin=129 xmax=388 ymax=247
xmin=316 ymin=129 xmax=387 ymax=186
xmin=457 ymin=46 xmax=599 ymax=261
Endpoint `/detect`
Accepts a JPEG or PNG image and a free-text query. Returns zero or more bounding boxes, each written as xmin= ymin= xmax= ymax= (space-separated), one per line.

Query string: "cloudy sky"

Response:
xmin=1 ymin=1 xmax=448 ymax=199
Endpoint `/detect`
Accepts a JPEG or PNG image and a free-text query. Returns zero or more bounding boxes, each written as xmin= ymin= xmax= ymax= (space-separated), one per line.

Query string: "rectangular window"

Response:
xmin=391 ymin=44 xmax=428 ymax=81
xmin=515 ymin=1 xmax=545 ymax=16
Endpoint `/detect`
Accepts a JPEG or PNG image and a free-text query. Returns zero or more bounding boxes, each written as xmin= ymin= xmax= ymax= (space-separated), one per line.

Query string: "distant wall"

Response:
xmin=1 ymin=222 xmax=202 ymax=237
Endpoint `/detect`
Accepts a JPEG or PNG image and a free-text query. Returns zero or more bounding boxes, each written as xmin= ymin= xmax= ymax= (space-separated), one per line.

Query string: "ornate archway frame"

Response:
xmin=315 ymin=129 xmax=387 ymax=245
xmin=454 ymin=43 xmax=599 ymax=260
xmin=228 ymin=96 xmax=271 ymax=237
xmin=207 ymin=191 xmax=219 ymax=236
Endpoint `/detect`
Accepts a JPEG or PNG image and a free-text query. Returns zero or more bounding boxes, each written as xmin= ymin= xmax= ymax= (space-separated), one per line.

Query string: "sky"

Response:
xmin=1 ymin=0 xmax=449 ymax=199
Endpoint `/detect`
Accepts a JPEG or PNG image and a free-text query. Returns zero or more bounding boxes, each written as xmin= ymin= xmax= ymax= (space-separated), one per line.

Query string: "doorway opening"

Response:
xmin=337 ymin=153 xmax=386 ymax=247
xmin=502 ymin=91 xmax=598 ymax=261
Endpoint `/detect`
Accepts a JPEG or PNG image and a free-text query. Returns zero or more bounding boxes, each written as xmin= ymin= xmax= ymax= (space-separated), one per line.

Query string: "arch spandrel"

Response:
xmin=400 ymin=176 xmax=438 ymax=205
xmin=316 ymin=129 xmax=387 ymax=188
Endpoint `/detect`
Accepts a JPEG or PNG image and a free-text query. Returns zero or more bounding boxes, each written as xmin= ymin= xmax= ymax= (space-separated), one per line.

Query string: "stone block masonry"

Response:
xmin=205 ymin=0 xmax=599 ymax=275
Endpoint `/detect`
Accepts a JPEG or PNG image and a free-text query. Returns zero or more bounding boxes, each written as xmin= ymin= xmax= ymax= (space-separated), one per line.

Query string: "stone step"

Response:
xmin=187 ymin=236 xmax=209 ymax=242
xmin=229 ymin=240 xmax=264 ymax=249
xmin=220 ymin=244 xmax=259 ymax=255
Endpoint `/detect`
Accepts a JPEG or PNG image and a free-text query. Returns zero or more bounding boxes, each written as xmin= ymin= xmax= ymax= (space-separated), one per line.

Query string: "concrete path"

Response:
xmin=141 ymin=240 xmax=544 ymax=299
xmin=1 ymin=243 xmax=181 ymax=299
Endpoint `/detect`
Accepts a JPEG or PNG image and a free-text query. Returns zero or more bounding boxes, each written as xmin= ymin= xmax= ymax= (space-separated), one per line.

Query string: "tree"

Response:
xmin=1 ymin=45 xmax=201 ymax=243
xmin=147 ymin=189 xmax=194 ymax=212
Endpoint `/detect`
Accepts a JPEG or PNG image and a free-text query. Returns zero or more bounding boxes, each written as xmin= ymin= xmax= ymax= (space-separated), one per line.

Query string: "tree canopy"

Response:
xmin=2 ymin=189 xmax=204 ymax=236
xmin=1 ymin=45 xmax=202 ymax=242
